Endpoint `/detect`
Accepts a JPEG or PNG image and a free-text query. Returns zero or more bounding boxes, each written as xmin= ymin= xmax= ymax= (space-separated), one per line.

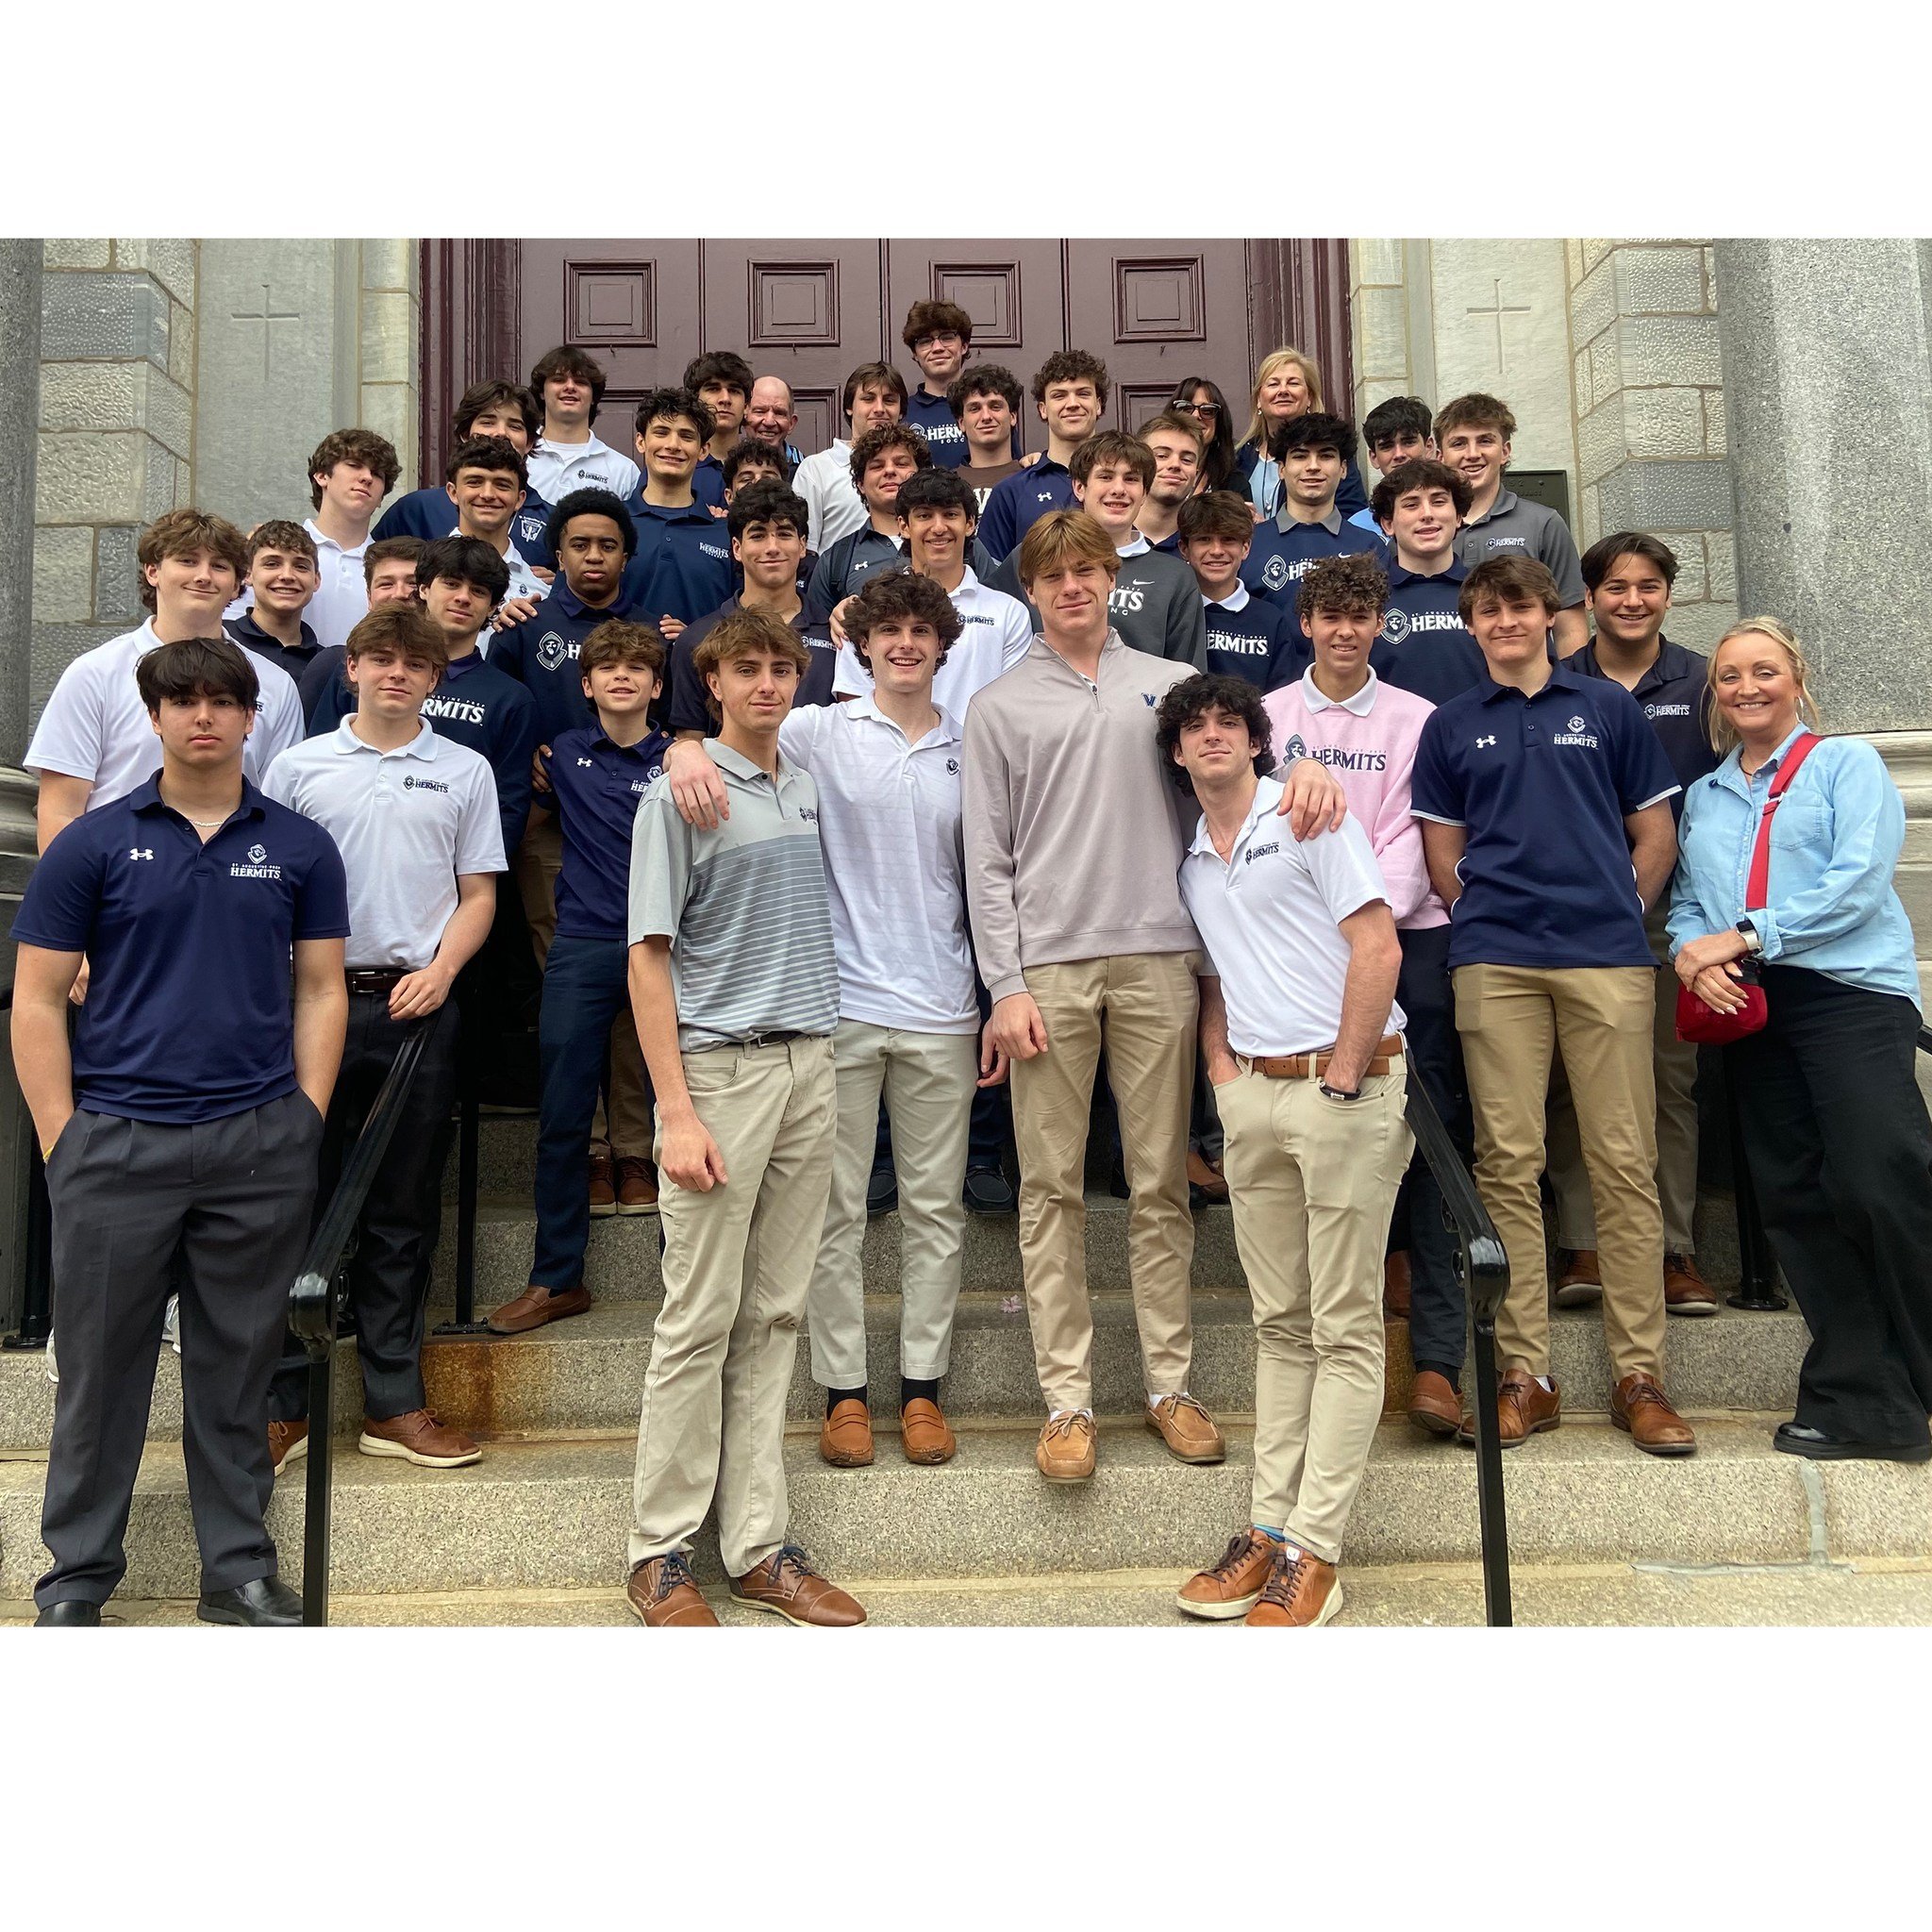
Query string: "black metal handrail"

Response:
xmin=1403 ymin=1058 xmax=1513 ymax=1627
xmin=289 ymin=1027 xmax=428 ymax=1627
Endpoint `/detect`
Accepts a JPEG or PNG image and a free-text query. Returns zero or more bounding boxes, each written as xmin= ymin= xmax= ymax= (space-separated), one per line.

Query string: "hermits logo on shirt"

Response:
xmin=402 ymin=774 xmax=451 ymax=794
xmin=1379 ymin=608 xmax=1410 ymax=644
xmin=1282 ymin=733 xmax=1309 ymax=762
xmin=1553 ymin=713 xmax=1600 ymax=750
xmin=1261 ymin=555 xmax=1291 ymax=591
xmin=1244 ymin=840 xmax=1280 ymax=864
xmin=698 ymin=541 xmax=729 ymax=561
xmin=230 ymin=841 xmax=281 ymax=880
xmin=536 ymin=631 xmax=574 ymax=673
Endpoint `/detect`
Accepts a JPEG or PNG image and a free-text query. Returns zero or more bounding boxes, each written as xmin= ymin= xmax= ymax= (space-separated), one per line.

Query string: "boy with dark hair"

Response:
xmin=302 ymin=427 xmax=403 ymax=650
xmin=977 ymin=349 xmax=1108 ymax=561
xmin=721 ymin=438 xmax=795 ymax=494
xmin=682 ymin=349 xmax=756 ymax=508
xmin=1241 ymin=412 xmax=1388 ymax=607
xmin=793 ymin=360 xmax=908 ymax=551
xmin=366 ymin=536 xmax=425 ymax=602
xmin=261 ymin=602 xmax=504 ymax=1475
xmin=623 ymin=388 xmax=735 ymax=636
xmin=1436 ymin=391 xmax=1586 ymax=655
xmin=1370 ymin=458 xmax=1486 ymax=704
xmin=1352 ymin=394 xmax=1438 ymax=531
xmin=901 ymin=297 xmax=975 ymax=468
xmin=1177 ymin=491 xmax=1303 ymax=689
xmin=374 ymin=379 xmax=556 ymax=564
xmin=445 ymin=434 xmax=545 ymax=603
xmin=804 ymin=422 xmax=937 ymax=613
xmin=1137 ymin=409 xmax=1206 ymax=551
xmin=14 ymin=636 xmax=347 ymax=1627
xmin=528 ymin=345 xmax=641 ymax=502
xmin=624 ymin=608 xmax=863 ymax=1629
xmin=227 ymin=520 xmax=324 ymax=683
xmin=489 ymin=621 xmax=674 ymax=1334
xmin=948 ymin=363 xmax=1027 ymax=509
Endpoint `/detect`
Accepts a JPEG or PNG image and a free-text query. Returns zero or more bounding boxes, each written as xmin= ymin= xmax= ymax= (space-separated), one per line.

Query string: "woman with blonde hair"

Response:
xmin=1229 ymin=347 xmax=1368 ymax=521
xmin=1669 ymin=617 xmax=1932 ymax=1461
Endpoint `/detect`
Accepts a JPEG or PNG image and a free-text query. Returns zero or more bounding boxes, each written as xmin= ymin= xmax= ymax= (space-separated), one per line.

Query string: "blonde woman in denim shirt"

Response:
xmin=1669 ymin=618 xmax=1932 ymax=1462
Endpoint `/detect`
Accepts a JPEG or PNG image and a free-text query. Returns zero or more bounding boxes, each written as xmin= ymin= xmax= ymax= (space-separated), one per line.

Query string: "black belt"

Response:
xmin=736 ymin=1030 xmax=807 ymax=1050
xmin=346 ymin=969 xmax=408 ymax=996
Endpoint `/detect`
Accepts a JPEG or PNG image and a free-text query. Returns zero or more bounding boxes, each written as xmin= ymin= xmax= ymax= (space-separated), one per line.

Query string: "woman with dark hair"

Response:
xmin=1170 ymin=375 xmax=1240 ymax=492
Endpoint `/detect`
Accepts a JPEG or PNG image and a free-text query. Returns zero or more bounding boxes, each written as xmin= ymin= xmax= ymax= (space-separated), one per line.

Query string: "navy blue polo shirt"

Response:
xmin=541 ymin=724 xmax=674 ymax=941
xmin=1372 ymin=558 xmax=1489 ymax=705
xmin=1230 ymin=441 xmax=1370 ymax=521
xmin=1410 ymin=662 xmax=1679 ymax=971
xmin=664 ymin=597 xmax=839 ymax=735
xmin=692 ymin=457 xmax=727 ymax=510
xmin=1202 ymin=589 xmax=1306 ymax=690
xmin=14 ymin=777 xmax=350 ymax=1124
xmin=977 ymin=456 xmax=1076 ymax=562
xmin=621 ymin=496 xmax=736 ymax=625
xmin=1241 ymin=508 xmax=1388 ymax=606
xmin=1149 ymin=529 xmax=1182 ymax=555
xmin=905 ymin=388 xmax=970 ymax=469
xmin=372 ymin=483 xmax=556 ymax=568
xmin=225 ymin=609 xmax=323 ymax=685
xmin=493 ymin=582 xmax=635 ymax=749
xmin=1570 ymin=636 xmax=1718 ymax=816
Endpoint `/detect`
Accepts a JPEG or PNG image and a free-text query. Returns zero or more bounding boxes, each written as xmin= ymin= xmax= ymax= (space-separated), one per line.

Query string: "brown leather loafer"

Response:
xmin=268 ymin=1418 xmax=308 ymax=1477
xmin=615 ymin=1156 xmax=658 ymax=1217
xmin=626 ymin=1553 xmax=719 ymax=1627
xmin=1384 ymin=1250 xmax=1412 ymax=1320
xmin=730 ymin=1546 xmax=866 ymax=1626
xmin=900 ymin=1397 xmax=957 ymax=1464
xmin=1177 ymin=1527 xmax=1277 ymax=1621
xmin=1612 ymin=1374 xmax=1698 ymax=1456
xmin=487 ymin=1284 xmax=593 ymax=1335
xmin=1460 ymin=1367 xmax=1561 ymax=1446
xmin=358 ymin=1408 xmax=482 ymax=1468
xmin=1664 ymin=1253 xmax=1719 ymax=1316
xmin=1553 ymin=1248 xmax=1603 ymax=1308
xmin=1244 ymin=1546 xmax=1343 ymax=1626
xmin=1407 ymin=1369 xmax=1461 ymax=1438
xmin=1036 ymin=1410 xmax=1096 ymax=1481
xmin=1147 ymin=1391 xmax=1226 ymax=1464
xmin=820 ymin=1398 xmax=874 ymax=1467
xmin=588 ymin=1151 xmax=616 ymax=1220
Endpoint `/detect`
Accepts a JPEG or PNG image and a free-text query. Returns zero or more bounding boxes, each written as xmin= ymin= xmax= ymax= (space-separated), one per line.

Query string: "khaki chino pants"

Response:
xmin=1009 ymin=952 xmax=1199 ymax=1412
xmin=1455 ymin=963 xmax=1667 ymax=1381
xmin=628 ymin=1037 xmax=836 ymax=1578
xmin=1217 ymin=1064 xmax=1411 ymax=1563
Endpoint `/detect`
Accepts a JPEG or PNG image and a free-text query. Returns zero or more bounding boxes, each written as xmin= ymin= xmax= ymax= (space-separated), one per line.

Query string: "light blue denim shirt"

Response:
xmin=1667 ymin=724 xmax=1922 ymax=1008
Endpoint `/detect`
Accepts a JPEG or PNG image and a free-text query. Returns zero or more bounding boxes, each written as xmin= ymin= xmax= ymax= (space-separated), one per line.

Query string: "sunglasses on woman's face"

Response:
xmin=1175 ymin=399 xmax=1221 ymax=419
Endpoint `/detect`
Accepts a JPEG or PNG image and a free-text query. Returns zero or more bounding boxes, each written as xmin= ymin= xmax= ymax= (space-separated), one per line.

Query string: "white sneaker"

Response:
xmin=163 ymin=1294 xmax=180 ymax=1356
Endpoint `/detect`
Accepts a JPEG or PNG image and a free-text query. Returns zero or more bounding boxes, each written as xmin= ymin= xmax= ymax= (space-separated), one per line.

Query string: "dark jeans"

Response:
xmin=1728 ymin=966 xmax=1932 ymax=1443
xmin=270 ymin=994 xmax=460 ymax=1424
xmin=1397 ymin=924 xmax=1472 ymax=1383
xmin=38 ymin=1092 xmax=323 ymax=1607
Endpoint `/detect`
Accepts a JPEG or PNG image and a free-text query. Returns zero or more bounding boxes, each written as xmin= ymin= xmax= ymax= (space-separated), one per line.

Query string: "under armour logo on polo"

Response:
xmin=1036 ymin=491 xmax=1055 ymax=503
xmin=1476 ymin=735 xmax=1497 ymax=748
xmin=128 ymin=847 xmax=154 ymax=860
xmin=576 ymin=757 xmax=594 ymax=767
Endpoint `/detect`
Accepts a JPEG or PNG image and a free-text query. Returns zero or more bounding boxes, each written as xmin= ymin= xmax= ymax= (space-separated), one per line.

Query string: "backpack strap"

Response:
xmin=1745 ymin=731 xmax=1823 ymax=909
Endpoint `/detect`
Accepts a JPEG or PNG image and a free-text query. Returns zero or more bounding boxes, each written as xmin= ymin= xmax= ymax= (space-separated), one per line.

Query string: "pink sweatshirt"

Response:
xmin=1264 ymin=668 xmax=1446 ymax=929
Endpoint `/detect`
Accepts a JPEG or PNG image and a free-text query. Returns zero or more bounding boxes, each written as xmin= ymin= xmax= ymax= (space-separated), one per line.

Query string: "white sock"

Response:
xmin=1048 ymin=1407 xmax=1093 ymax=1423
xmin=1537 ymin=1375 xmax=1555 ymax=1392
xmin=1148 ymin=1389 xmax=1191 ymax=1413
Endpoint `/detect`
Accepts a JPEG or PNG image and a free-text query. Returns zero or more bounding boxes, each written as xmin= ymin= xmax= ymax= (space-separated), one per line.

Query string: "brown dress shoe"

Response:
xmin=1177 ymin=1527 xmax=1278 ymax=1621
xmin=1146 ymin=1391 xmax=1226 ymax=1464
xmin=820 ymin=1398 xmax=874 ymax=1467
xmin=900 ymin=1397 xmax=957 ymax=1464
xmin=1244 ymin=1545 xmax=1343 ymax=1626
xmin=730 ymin=1546 xmax=866 ymax=1626
xmin=268 ymin=1418 xmax=308 ymax=1477
xmin=1553 ymin=1248 xmax=1603 ymax=1308
xmin=615 ymin=1156 xmax=659 ymax=1217
xmin=487 ymin=1284 xmax=593 ymax=1335
xmin=1384 ymin=1250 xmax=1412 ymax=1320
xmin=588 ymin=1151 xmax=616 ymax=1219
xmin=358 ymin=1408 xmax=482 ymax=1468
xmin=626 ymin=1553 xmax=720 ymax=1627
xmin=1459 ymin=1367 xmax=1562 ymax=1446
xmin=1407 ymin=1369 xmax=1462 ymax=1438
xmin=1186 ymin=1149 xmax=1229 ymax=1203
xmin=1664 ymin=1253 xmax=1719 ymax=1316
xmin=1036 ymin=1410 xmax=1097 ymax=1481
xmin=1612 ymin=1374 xmax=1698 ymax=1456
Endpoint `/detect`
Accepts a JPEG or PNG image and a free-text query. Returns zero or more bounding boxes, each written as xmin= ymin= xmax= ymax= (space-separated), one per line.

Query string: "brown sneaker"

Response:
xmin=729 ymin=1546 xmax=866 ymax=1626
xmin=1553 ymin=1247 xmax=1602 ymax=1308
xmin=820 ymin=1398 xmax=874 ymax=1468
xmin=900 ymin=1397 xmax=957 ymax=1464
xmin=358 ymin=1408 xmax=482 ymax=1468
xmin=268 ymin=1418 xmax=308 ymax=1477
xmin=1407 ymin=1369 xmax=1461 ymax=1438
xmin=625 ymin=1553 xmax=720 ymax=1627
xmin=1384 ymin=1250 xmax=1412 ymax=1319
xmin=1176 ymin=1527 xmax=1277 ymax=1621
xmin=1036 ymin=1410 xmax=1096 ymax=1482
xmin=487 ymin=1284 xmax=593 ymax=1335
xmin=1146 ymin=1391 xmax=1226 ymax=1464
xmin=1186 ymin=1149 xmax=1229 ymax=1203
xmin=615 ymin=1156 xmax=658 ymax=1217
xmin=1612 ymin=1374 xmax=1698 ymax=1456
xmin=1664 ymin=1253 xmax=1719 ymax=1316
xmin=1461 ymin=1368 xmax=1562 ymax=1447
xmin=588 ymin=1151 xmax=616 ymax=1218
xmin=1244 ymin=1545 xmax=1343 ymax=1627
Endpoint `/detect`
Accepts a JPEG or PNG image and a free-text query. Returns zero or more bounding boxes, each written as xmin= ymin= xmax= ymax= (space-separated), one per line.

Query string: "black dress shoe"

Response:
xmin=866 ymin=1164 xmax=898 ymax=1218
xmin=197 ymin=1575 xmax=305 ymax=1626
xmin=961 ymin=1166 xmax=1016 ymax=1215
xmin=1773 ymin=1421 xmax=1932 ymax=1463
xmin=34 ymin=1600 xmax=102 ymax=1626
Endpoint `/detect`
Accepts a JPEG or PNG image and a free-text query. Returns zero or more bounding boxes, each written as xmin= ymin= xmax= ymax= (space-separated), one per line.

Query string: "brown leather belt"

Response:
xmin=346 ymin=969 xmax=408 ymax=996
xmin=1246 ymin=1034 xmax=1403 ymax=1080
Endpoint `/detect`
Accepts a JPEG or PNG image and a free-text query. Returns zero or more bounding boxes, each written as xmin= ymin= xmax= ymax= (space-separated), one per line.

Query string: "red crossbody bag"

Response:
xmin=1674 ymin=732 xmax=1821 ymax=1045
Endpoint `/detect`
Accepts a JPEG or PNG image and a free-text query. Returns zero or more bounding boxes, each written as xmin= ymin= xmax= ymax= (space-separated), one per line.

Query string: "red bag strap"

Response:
xmin=1745 ymin=731 xmax=1822 ymax=909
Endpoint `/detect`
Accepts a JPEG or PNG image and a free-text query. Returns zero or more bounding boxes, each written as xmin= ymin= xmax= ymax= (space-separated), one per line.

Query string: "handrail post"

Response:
xmin=301 ymin=1333 xmax=334 ymax=1626
xmin=1723 ymin=1070 xmax=1787 ymax=1311
xmin=454 ymin=1089 xmax=479 ymax=1328
xmin=1467 ymin=1305 xmax=1513 ymax=1627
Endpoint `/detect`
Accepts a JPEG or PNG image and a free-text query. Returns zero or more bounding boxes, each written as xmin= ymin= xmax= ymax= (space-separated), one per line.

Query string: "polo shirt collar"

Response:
xmin=1464 ymin=489 xmax=1519 ymax=531
xmin=128 ymin=774 xmax=269 ymax=823
xmin=1387 ymin=555 xmax=1466 ymax=589
xmin=708 ymin=738 xmax=801 ymax=790
xmin=1115 ymin=534 xmax=1151 ymax=558
xmin=442 ymin=648 xmax=485 ymax=681
xmin=957 ymin=566 xmax=984 ymax=594
xmin=1204 ymin=584 xmax=1253 ymax=613
xmin=1032 ymin=455 xmax=1071 ymax=479
xmin=1575 ymin=634 xmax=1697 ymax=699
xmin=304 ymin=516 xmax=369 ymax=560
xmin=846 ymin=694 xmax=961 ymax=748
xmin=330 ymin=718 xmax=440 ymax=759
xmin=592 ymin=726 xmax=664 ymax=758
xmin=229 ymin=609 xmax=317 ymax=652
xmin=1477 ymin=659 xmax=1584 ymax=706
xmin=1187 ymin=775 xmax=1283 ymax=858
xmin=554 ymin=582 xmax=628 ymax=623
xmin=633 ymin=494 xmax=711 ymax=526
xmin=1274 ymin=504 xmax=1344 ymax=537
xmin=1301 ymin=666 xmax=1381 ymax=716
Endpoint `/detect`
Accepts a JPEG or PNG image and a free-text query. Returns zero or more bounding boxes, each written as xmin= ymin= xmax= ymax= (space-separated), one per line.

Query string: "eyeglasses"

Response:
xmin=912 ymin=331 xmax=964 ymax=350
xmin=1175 ymin=399 xmax=1221 ymax=419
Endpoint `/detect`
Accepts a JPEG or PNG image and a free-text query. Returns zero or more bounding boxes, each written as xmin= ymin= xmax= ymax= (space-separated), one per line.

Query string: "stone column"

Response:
xmin=0 ymin=241 xmax=44 ymax=887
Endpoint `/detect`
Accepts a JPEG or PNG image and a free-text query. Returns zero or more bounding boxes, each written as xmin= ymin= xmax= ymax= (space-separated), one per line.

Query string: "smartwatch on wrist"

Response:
xmin=1735 ymin=918 xmax=1763 ymax=956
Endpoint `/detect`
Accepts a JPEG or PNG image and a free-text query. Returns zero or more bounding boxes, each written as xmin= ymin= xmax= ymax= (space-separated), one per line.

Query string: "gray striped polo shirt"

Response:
xmin=628 ymin=739 xmax=840 ymax=1051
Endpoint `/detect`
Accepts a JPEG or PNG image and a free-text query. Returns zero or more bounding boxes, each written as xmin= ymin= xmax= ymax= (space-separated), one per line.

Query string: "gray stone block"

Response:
xmin=1353 ymin=237 xmax=1404 ymax=286
xmin=168 ymin=299 xmax=195 ymax=391
xmin=1613 ymin=245 xmax=1707 ymax=316
xmin=1597 ymin=458 xmax=1735 ymax=533
xmin=43 ymin=239 xmax=110 ymax=271
xmin=1575 ymin=395 xmax=1625 ymax=488
xmin=30 ymin=525 xmax=92 ymax=624
xmin=29 ymin=621 xmax=122 ymax=715
xmin=94 ymin=525 xmax=142 ymax=625
xmin=141 ymin=446 xmax=176 ymax=525
xmin=113 ymin=238 xmax=195 ymax=307
xmin=1706 ymin=528 xmax=1736 ymax=602
xmin=41 ymin=271 xmax=170 ymax=366
xmin=146 ymin=370 xmax=192 ymax=459
xmin=34 ymin=428 xmax=145 ymax=523
xmin=1569 ymin=256 xmax=1617 ymax=348
xmin=1623 ymin=385 xmax=1707 ymax=459
xmin=1614 ymin=314 xmax=1724 ymax=389
xmin=38 ymin=359 xmax=143 ymax=432
xmin=360 ymin=238 xmax=416 ymax=292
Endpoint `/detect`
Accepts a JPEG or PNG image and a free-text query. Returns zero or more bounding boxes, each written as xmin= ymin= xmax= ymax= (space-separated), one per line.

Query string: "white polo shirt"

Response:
xmin=299 ymin=517 xmax=375 ymax=652
xmin=776 ymin=697 xmax=977 ymax=1034
xmin=26 ymin=619 xmax=307 ymax=809
xmin=502 ymin=541 xmax=544 ymax=606
xmin=261 ymin=720 xmax=504 ymax=971
xmin=792 ymin=441 xmax=866 ymax=553
xmin=832 ymin=567 xmax=1034 ymax=714
xmin=1178 ymin=775 xmax=1404 ymax=1058
xmin=526 ymin=434 xmax=641 ymax=505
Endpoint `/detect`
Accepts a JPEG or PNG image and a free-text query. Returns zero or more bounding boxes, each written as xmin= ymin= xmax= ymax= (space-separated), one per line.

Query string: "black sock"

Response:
xmin=901 ymin=1376 xmax=940 ymax=1408
xmin=1414 ymin=1360 xmax=1460 ymax=1394
xmin=826 ymin=1385 xmax=866 ymax=1416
